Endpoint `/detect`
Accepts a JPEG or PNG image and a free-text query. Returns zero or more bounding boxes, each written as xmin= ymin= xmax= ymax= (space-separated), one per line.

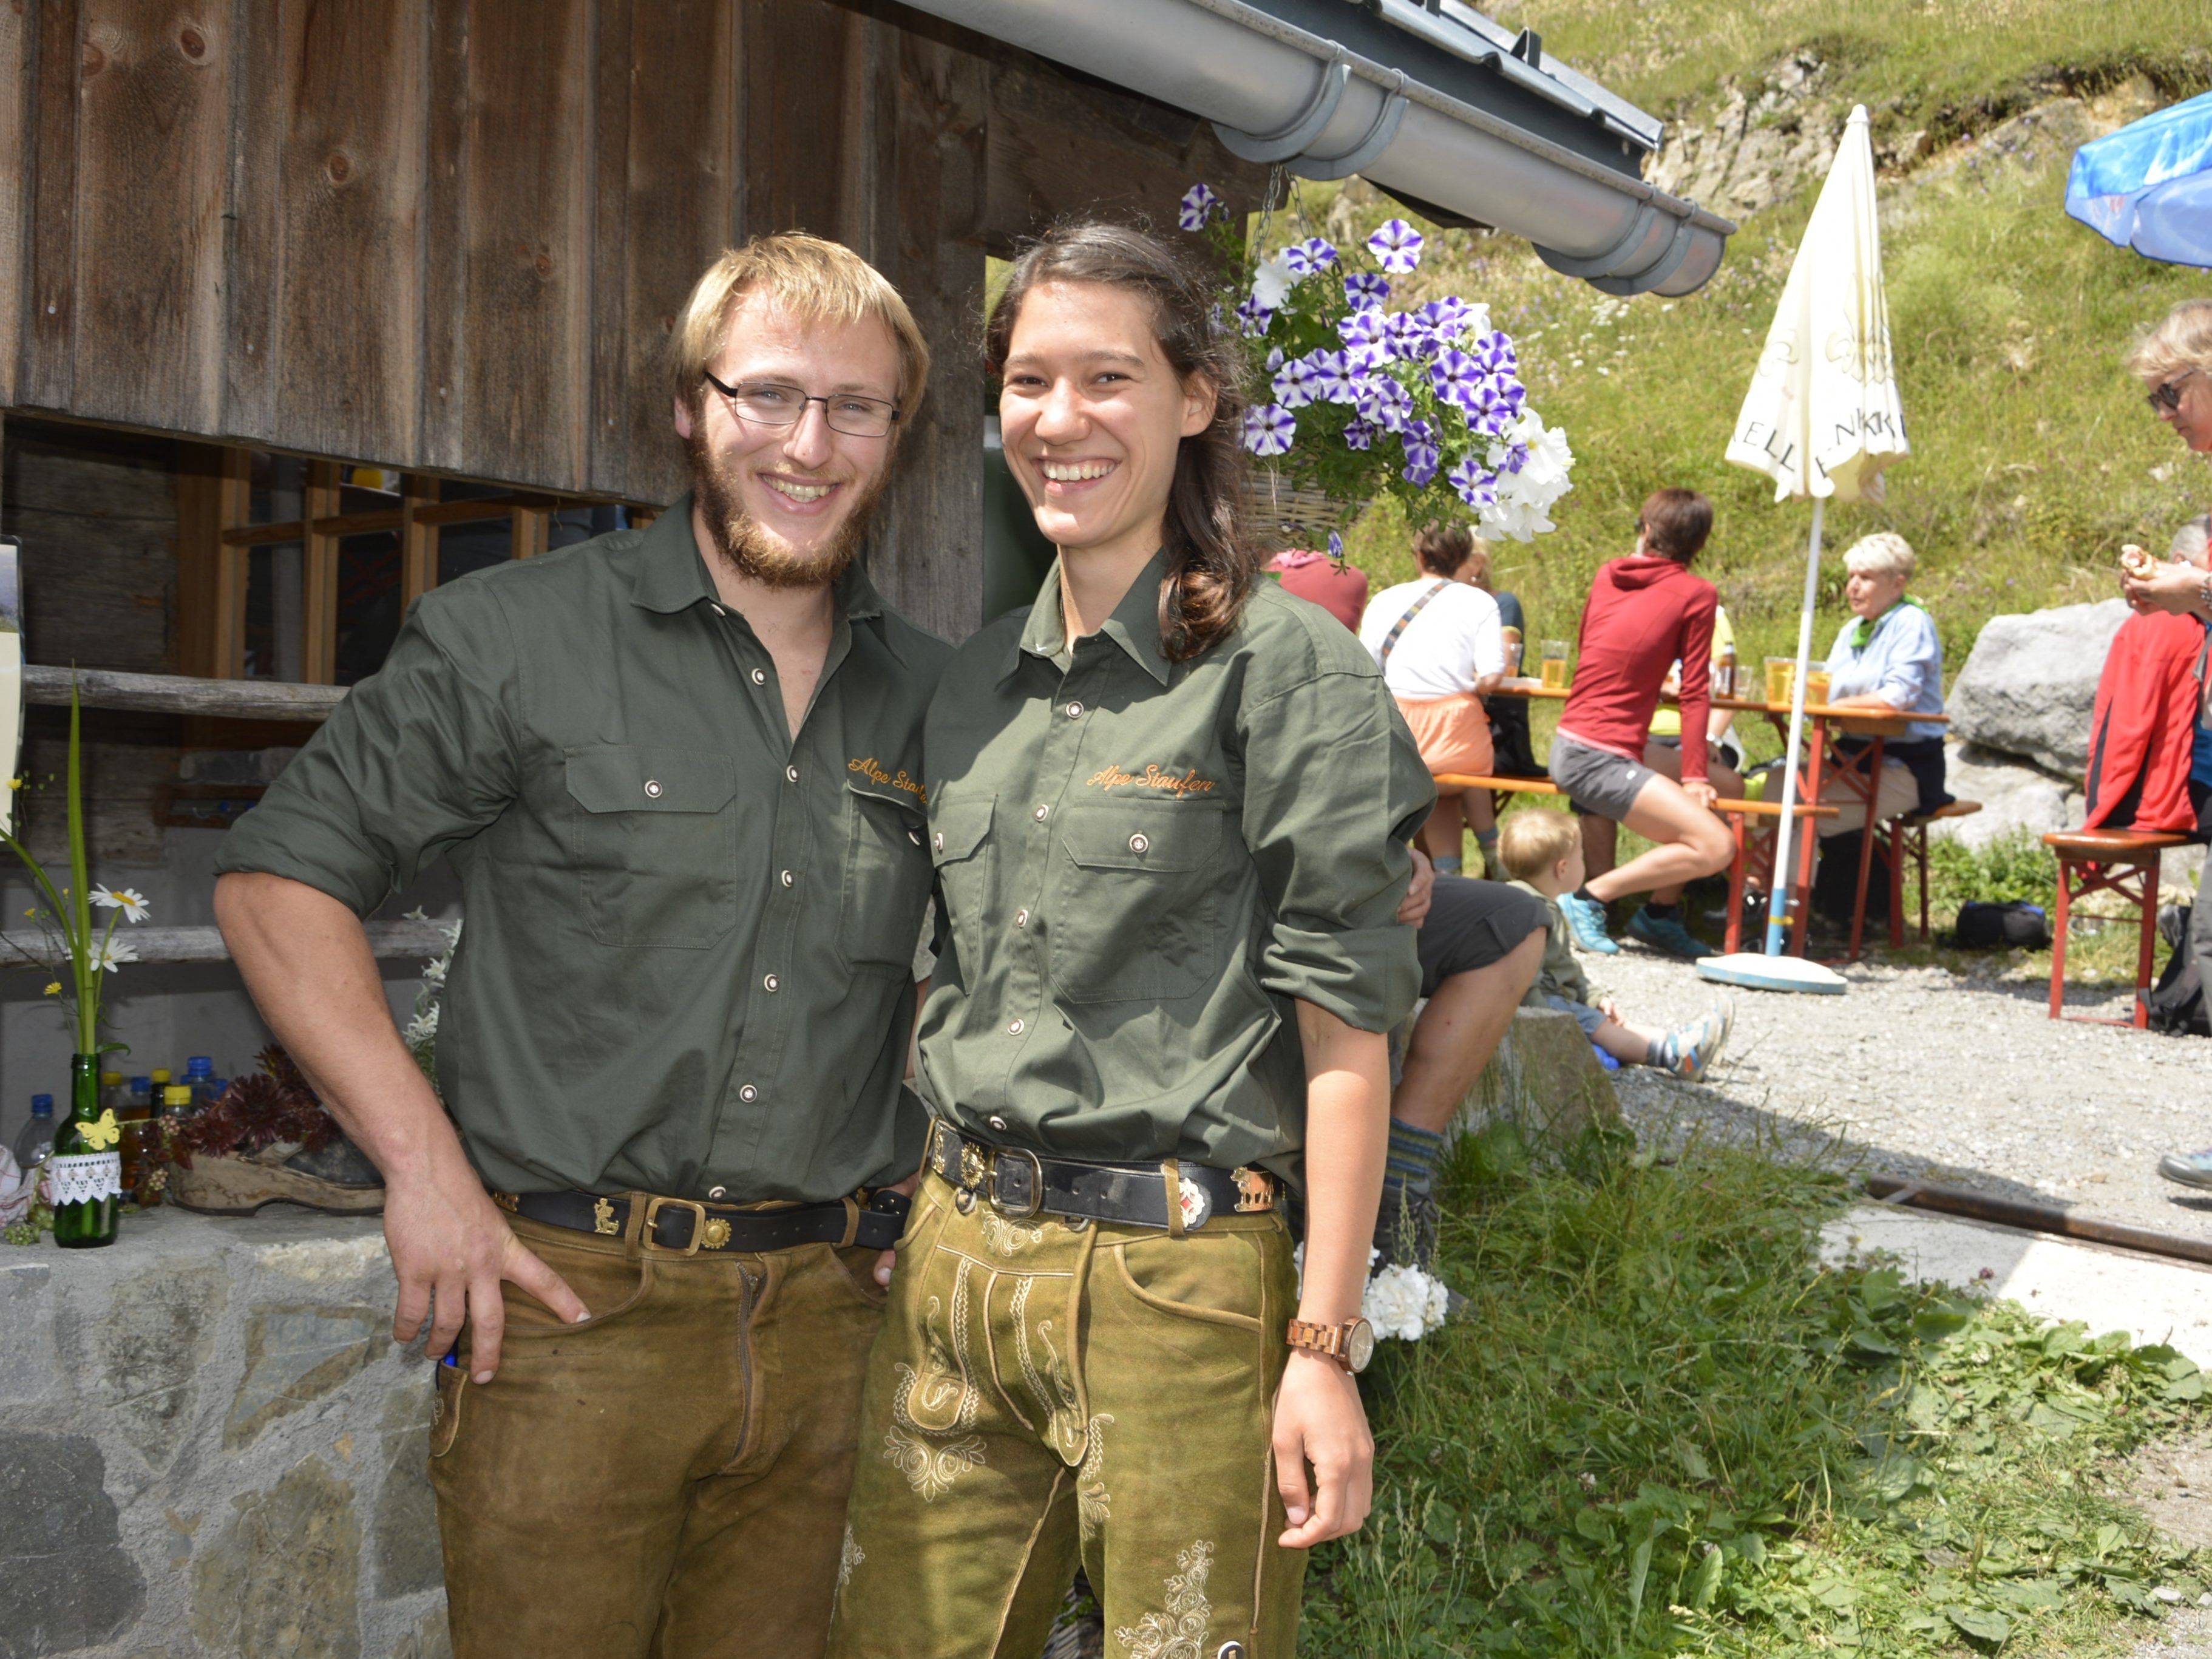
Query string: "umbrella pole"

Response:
xmin=1764 ymin=496 xmax=1825 ymax=955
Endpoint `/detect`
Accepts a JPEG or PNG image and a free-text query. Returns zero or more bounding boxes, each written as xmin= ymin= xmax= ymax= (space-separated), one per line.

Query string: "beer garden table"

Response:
xmin=1484 ymin=681 xmax=1949 ymax=960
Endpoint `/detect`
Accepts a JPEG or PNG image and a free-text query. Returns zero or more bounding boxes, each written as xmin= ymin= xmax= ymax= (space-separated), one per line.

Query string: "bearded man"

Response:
xmin=213 ymin=234 xmax=951 ymax=1658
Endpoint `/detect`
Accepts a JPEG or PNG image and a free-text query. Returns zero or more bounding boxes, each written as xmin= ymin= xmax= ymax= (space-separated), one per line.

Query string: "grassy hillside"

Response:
xmin=1296 ymin=0 xmax=2212 ymax=712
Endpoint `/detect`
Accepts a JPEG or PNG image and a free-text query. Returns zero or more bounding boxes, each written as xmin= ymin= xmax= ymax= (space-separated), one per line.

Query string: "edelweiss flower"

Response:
xmin=1283 ymin=237 xmax=1338 ymax=277
xmin=90 ymin=884 xmax=151 ymax=924
xmin=1178 ymin=183 xmax=1221 ymax=232
xmin=1367 ymin=218 xmax=1425 ymax=274
xmin=1241 ymin=404 xmax=1297 ymax=458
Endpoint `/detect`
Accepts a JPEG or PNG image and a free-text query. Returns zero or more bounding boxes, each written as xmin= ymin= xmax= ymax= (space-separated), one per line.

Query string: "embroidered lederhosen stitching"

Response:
xmin=882 ymin=1260 xmax=986 ymax=1499
xmin=1114 ymin=1539 xmax=1216 ymax=1659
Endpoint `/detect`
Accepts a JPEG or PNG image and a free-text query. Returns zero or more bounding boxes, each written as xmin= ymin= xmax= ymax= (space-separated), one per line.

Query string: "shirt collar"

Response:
xmin=630 ymin=492 xmax=886 ymax=622
xmin=1004 ymin=549 xmax=1175 ymax=686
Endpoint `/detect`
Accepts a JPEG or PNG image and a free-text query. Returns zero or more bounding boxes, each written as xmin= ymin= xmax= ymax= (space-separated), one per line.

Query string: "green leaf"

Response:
xmin=1626 ymin=1536 xmax=1652 ymax=1617
xmin=1573 ymin=1507 xmax=1610 ymax=1543
xmin=2027 ymin=1403 xmax=2080 ymax=1439
xmin=1689 ymin=1547 xmax=1724 ymax=1610
xmin=1946 ymin=1606 xmax=2012 ymax=1644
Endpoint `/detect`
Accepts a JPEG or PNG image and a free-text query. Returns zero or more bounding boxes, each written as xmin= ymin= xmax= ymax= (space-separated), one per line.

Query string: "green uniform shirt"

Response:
xmin=214 ymin=499 xmax=952 ymax=1203
xmin=917 ymin=552 xmax=1433 ymax=1173
xmin=1507 ymin=878 xmax=1592 ymax=1007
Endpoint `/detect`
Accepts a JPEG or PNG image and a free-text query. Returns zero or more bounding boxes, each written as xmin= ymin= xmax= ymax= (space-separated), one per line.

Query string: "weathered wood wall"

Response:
xmin=1 ymin=0 xmax=1265 ymax=642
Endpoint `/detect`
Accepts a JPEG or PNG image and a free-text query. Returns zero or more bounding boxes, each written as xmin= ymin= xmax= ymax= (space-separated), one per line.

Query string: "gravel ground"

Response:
xmin=1583 ymin=941 xmax=2212 ymax=1240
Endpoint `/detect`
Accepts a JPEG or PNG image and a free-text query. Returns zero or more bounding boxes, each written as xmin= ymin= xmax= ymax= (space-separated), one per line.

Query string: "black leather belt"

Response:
xmin=926 ymin=1120 xmax=1276 ymax=1233
xmin=493 ymin=1188 xmax=910 ymax=1255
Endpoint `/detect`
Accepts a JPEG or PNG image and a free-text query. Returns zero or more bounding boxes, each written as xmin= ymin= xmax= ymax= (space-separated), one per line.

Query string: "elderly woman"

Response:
xmin=1807 ymin=531 xmax=1950 ymax=835
xmin=2116 ymin=299 xmax=2212 ymax=1192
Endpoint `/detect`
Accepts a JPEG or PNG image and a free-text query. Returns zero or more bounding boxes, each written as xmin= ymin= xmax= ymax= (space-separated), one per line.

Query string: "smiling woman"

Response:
xmin=826 ymin=224 xmax=1436 ymax=1659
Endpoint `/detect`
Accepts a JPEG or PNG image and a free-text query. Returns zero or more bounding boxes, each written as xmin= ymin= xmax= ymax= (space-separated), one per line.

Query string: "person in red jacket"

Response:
xmin=1549 ymin=489 xmax=1737 ymax=958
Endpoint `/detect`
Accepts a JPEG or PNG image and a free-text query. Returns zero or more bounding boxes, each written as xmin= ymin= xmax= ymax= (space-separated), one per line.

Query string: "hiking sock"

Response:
xmin=1644 ymin=900 xmax=1680 ymax=921
xmin=1643 ymin=1034 xmax=1669 ymax=1068
xmin=1433 ymin=855 xmax=1464 ymax=875
xmin=1382 ymin=1119 xmax=1450 ymax=1207
xmin=1473 ymin=828 xmax=1499 ymax=861
xmin=1573 ymin=886 xmax=1602 ymax=907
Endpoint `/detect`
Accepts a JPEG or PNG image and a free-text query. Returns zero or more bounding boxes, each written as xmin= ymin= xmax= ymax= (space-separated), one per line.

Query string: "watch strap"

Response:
xmin=1286 ymin=1317 xmax=1351 ymax=1366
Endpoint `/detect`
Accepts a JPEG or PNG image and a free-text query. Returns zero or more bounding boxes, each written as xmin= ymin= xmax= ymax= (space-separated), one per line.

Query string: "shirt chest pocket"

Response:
xmin=840 ymin=780 xmax=934 ymax=972
xmin=564 ymin=745 xmax=739 ymax=949
xmin=927 ymin=798 xmax=993 ymax=982
xmin=1050 ymin=801 xmax=1227 ymax=1003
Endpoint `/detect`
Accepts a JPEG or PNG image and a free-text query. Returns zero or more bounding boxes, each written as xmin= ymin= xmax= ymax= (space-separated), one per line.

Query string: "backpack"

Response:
xmin=2150 ymin=903 xmax=2210 ymax=1037
xmin=1952 ymin=900 xmax=2051 ymax=950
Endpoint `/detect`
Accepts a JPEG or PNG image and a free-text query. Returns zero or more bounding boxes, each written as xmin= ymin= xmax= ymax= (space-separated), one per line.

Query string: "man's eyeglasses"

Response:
xmin=2148 ymin=371 xmax=2197 ymax=415
xmin=702 ymin=370 xmax=899 ymax=438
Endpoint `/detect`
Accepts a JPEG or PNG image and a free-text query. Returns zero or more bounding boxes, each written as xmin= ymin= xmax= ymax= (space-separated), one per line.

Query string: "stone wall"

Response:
xmin=0 ymin=1208 xmax=447 ymax=1659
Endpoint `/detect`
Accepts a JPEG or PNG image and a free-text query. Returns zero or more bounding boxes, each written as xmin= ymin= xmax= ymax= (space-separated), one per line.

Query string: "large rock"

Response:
xmin=0 ymin=1431 xmax=146 ymax=1657
xmin=191 ymin=1455 xmax=362 ymax=1658
xmin=1948 ymin=599 xmax=2127 ymax=780
xmin=1933 ymin=743 xmax=2085 ymax=850
xmin=1458 ymin=1006 xmax=1620 ymax=1144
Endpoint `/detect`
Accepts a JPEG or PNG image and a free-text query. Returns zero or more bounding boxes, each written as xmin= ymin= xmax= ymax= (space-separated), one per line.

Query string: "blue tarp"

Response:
xmin=2066 ymin=89 xmax=2212 ymax=269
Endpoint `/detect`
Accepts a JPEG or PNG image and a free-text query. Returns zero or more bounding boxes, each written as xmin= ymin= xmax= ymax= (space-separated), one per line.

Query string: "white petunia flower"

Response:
xmin=90 ymin=885 xmax=151 ymax=924
xmin=1363 ymin=1263 xmax=1450 ymax=1340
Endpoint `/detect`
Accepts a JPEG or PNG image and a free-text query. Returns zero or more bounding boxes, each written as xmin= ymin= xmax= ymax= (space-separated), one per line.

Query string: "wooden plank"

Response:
xmin=175 ymin=442 xmax=249 ymax=678
xmin=19 ymin=0 xmax=81 ymax=409
xmin=401 ymin=472 xmax=439 ymax=606
xmin=300 ymin=459 xmax=340 ymax=684
xmin=0 ymin=918 xmax=449 ymax=963
xmin=68 ymin=0 xmax=230 ymax=431
xmin=419 ymin=0 xmax=470 ymax=468
xmin=599 ymin=0 xmax=739 ymax=505
xmin=0 ymin=0 xmax=33 ymax=408
xmin=741 ymin=0 xmax=860 ymax=242
xmin=7 ymin=421 xmax=178 ymax=673
xmin=444 ymin=0 xmax=594 ymax=489
xmin=588 ymin=0 xmax=634 ymax=498
xmin=510 ymin=504 xmax=549 ymax=558
xmin=24 ymin=661 xmax=346 ymax=718
xmin=412 ymin=490 xmax=563 ymax=526
xmin=228 ymin=0 xmax=429 ymax=463
xmin=220 ymin=507 xmax=407 ymax=547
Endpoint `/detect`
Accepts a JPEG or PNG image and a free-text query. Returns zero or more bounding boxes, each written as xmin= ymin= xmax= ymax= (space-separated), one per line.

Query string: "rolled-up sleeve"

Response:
xmin=1237 ymin=668 xmax=1433 ymax=1032
xmin=213 ymin=586 xmax=523 ymax=915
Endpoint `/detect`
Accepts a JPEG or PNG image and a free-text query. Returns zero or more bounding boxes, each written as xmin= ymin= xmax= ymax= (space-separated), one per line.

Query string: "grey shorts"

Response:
xmin=1545 ymin=994 xmax=1607 ymax=1037
xmin=1550 ymin=734 xmax=1657 ymax=822
xmin=1416 ymin=875 xmax=1549 ymax=998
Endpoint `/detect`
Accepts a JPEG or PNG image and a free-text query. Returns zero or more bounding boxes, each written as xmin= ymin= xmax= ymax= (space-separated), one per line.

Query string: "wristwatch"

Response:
xmin=1286 ymin=1316 xmax=1376 ymax=1374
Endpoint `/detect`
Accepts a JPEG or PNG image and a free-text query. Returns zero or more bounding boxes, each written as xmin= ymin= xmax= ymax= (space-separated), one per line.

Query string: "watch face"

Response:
xmin=1345 ymin=1318 xmax=1376 ymax=1374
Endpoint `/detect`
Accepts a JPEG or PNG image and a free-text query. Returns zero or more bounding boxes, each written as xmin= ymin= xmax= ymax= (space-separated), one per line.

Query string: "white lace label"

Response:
xmin=46 ymin=1152 xmax=121 ymax=1207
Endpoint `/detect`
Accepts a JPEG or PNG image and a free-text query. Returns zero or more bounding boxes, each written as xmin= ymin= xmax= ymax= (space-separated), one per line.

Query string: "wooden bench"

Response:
xmin=1879 ymin=799 xmax=1983 ymax=946
xmin=1432 ymin=774 xmax=1837 ymax=953
xmin=2042 ymin=828 xmax=2190 ymax=1028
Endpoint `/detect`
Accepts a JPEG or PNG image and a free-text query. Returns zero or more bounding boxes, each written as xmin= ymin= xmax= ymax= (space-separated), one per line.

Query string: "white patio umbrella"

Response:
xmin=1701 ymin=104 xmax=1909 ymax=995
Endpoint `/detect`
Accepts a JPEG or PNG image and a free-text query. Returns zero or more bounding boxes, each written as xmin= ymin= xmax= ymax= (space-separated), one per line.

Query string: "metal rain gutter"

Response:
xmin=906 ymin=0 xmax=1734 ymax=296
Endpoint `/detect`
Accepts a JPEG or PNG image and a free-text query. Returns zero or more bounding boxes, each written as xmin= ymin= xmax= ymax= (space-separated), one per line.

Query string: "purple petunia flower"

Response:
xmin=1344 ymin=272 xmax=1392 ymax=307
xmin=1383 ymin=311 xmax=1436 ymax=361
xmin=1401 ymin=439 xmax=1440 ymax=489
xmin=1449 ymin=456 xmax=1498 ymax=510
xmin=1306 ymin=349 xmax=1359 ymax=404
xmin=1416 ymin=299 xmax=1471 ymax=347
xmin=1178 ymin=183 xmax=1221 ymax=232
xmin=1284 ymin=237 xmax=1339 ymax=278
xmin=1343 ymin=419 xmax=1375 ymax=452
xmin=1430 ymin=349 xmax=1483 ymax=409
xmin=1340 ymin=342 xmax=1390 ymax=380
xmin=1242 ymin=404 xmax=1297 ymax=458
xmin=1272 ymin=357 xmax=1318 ymax=409
xmin=1469 ymin=331 xmax=1519 ymax=376
xmin=1499 ymin=439 xmax=1531 ymax=475
xmin=1357 ymin=376 xmax=1413 ymax=434
xmin=1462 ymin=375 xmax=1525 ymax=436
xmin=1328 ymin=529 xmax=1345 ymax=561
xmin=1368 ymin=218 xmax=1425 ymax=274
xmin=1235 ymin=296 xmax=1275 ymax=338
xmin=1338 ymin=308 xmax=1392 ymax=352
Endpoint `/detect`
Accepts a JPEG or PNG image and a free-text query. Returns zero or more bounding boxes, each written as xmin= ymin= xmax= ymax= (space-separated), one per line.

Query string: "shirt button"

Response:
xmin=785 ymin=765 xmax=799 ymax=784
xmin=710 ymin=603 xmax=725 ymax=616
xmin=1014 ymin=909 xmax=1029 ymax=928
xmin=1067 ymin=701 xmax=1084 ymax=718
xmin=988 ymin=1114 xmax=1008 ymax=1131
xmin=1007 ymin=1018 xmax=1025 ymax=1035
xmin=751 ymin=668 xmax=767 ymax=686
xmin=739 ymin=1084 xmax=758 ymax=1102
xmin=1129 ymin=832 xmax=1149 ymax=853
xmin=934 ymin=831 xmax=945 ymax=852
xmin=780 ymin=869 xmax=794 ymax=887
xmin=643 ymin=779 xmax=663 ymax=799
xmin=908 ymin=829 xmax=922 ymax=845
xmin=763 ymin=974 xmax=779 ymax=992
xmin=708 ymin=1184 xmax=728 ymax=1199
xmin=1033 ymin=804 xmax=1050 ymax=822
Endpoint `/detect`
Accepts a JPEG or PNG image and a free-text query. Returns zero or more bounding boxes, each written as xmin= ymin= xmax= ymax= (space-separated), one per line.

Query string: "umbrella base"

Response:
xmin=1697 ymin=952 xmax=1848 ymax=995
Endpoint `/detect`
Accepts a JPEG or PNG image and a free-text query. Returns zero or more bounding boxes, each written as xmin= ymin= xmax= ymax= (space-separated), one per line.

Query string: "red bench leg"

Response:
xmin=2049 ymin=858 xmax=2072 ymax=1020
xmin=2136 ymin=858 xmax=2162 ymax=1030
xmin=1725 ymin=813 xmax=1748 ymax=954
xmin=1915 ymin=823 xmax=1931 ymax=943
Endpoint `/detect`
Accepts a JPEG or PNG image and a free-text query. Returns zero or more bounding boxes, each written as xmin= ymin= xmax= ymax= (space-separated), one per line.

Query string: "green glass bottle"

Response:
xmin=49 ymin=1053 xmax=121 ymax=1247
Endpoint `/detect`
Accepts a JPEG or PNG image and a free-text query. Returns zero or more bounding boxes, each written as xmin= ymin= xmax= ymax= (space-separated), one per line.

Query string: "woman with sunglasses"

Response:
xmin=2117 ymin=300 xmax=2212 ymax=1193
xmin=826 ymin=222 xmax=1432 ymax=1659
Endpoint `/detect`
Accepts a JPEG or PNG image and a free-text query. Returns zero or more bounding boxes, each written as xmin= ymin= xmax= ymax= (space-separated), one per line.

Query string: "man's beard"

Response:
xmin=686 ymin=425 xmax=888 ymax=592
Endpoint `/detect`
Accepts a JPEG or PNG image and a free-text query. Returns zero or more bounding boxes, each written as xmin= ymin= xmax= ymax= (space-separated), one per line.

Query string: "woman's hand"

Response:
xmin=1274 ymin=1351 xmax=1375 ymax=1548
xmin=1397 ymin=848 xmax=1435 ymax=927
xmin=2123 ymin=559 xmax=2208 ymax=618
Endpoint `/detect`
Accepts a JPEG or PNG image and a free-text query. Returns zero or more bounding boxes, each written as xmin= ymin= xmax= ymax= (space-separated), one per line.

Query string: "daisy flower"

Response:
xmin=90 ymin=884 xmax=151 ymax=924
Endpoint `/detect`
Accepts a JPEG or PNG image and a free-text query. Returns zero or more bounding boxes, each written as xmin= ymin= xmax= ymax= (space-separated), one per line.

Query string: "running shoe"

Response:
xmin=1558 ymin=890 xmax=1620 ymax=954
xmin=1654 ymin=1003 xmax=1732 ymax=1083
xmin=1626 ymin=905 xmax=1715 ymax=960
xmin=2157 ymin=1149 xmax=2212 ymax=1190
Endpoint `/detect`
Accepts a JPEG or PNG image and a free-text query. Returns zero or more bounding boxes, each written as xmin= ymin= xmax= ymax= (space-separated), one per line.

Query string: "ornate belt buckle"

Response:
xmin=1231 ymin=1166 xmax=1276 ymax=1213
xmin=640 ymin=1195 xmax=709 ymax=1257
xmin=958 ymin=1140 xmax=988 ymax=1192
xmin=991 ymin=1148 xmax=1045 ymax=1219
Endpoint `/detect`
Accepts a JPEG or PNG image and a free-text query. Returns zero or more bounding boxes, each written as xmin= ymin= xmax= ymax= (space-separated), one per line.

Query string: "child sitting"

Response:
xmin=1496 ymin=808 xmax=1734 ymax=1081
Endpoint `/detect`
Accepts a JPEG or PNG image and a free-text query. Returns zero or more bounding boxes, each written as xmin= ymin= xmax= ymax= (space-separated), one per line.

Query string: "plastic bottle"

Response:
xmin=127 ymin=1076 xmax=154 ymax=1115
xmin=185 ymin=1056 xmax=219 ymax=1109
xmin=100 ymin=1070 xmax=126 ymax=1113
xmin=11 ymin=1094 xmax=55 ymax=1177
